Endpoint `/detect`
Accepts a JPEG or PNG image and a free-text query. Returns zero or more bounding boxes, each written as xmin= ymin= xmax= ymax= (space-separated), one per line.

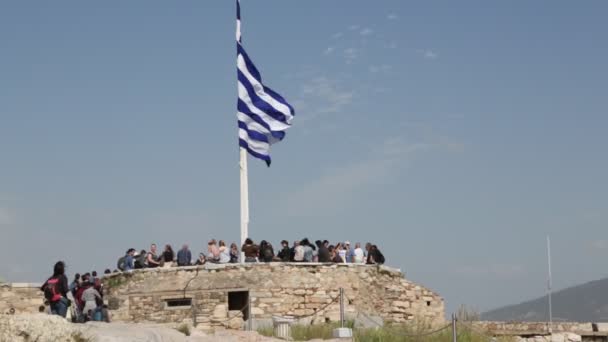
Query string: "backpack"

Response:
xmin=44 ymin=277 xmax=63 ymax=302
xmin=263 ymin=247 xmax=273 ymax=261
xmin=375 ymin=249 xmax=385 ymax=264
xmin=117 ymin=256 xmax=126 ymax=271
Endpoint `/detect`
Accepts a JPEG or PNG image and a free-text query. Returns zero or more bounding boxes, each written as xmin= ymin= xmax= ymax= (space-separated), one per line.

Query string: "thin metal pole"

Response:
xmin=339 ymin=288 xmax=345 ymax=328
xmin=240 ymin=148 xmax=249 ymax=263
xmin=452 ymin=313 xmax=457 ymax=342
xmin=547 ymin=236 xmax=553 ymax=334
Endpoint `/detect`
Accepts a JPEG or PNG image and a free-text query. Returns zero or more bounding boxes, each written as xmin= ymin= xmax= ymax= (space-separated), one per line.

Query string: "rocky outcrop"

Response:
xmin=0 ymin=313 xmax=285 ymax=342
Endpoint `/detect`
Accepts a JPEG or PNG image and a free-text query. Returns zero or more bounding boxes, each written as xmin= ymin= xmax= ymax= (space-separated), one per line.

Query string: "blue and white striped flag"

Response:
xmin=236 ymin=0 xmax=295 ymax=166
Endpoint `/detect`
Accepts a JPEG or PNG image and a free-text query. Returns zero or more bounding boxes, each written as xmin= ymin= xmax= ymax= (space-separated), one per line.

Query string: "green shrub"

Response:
xmin=175 ymin=324 xmax=191 ymax=336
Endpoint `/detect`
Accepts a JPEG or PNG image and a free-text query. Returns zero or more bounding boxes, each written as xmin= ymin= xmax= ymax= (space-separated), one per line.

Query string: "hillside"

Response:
xmin=482 ymin=277 xmax=608 ymax=322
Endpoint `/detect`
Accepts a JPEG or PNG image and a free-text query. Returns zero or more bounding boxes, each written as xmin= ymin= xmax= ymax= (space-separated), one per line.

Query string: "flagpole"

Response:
xmin=547 ymin=235 xmax=553 ymax=334
xmin=239 ymin=147 xmax=249 ymax=262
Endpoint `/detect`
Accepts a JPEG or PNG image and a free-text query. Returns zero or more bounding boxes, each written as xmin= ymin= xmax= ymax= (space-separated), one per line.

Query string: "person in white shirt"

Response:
xmin=353 ymin=242 xmax=365 ymax=263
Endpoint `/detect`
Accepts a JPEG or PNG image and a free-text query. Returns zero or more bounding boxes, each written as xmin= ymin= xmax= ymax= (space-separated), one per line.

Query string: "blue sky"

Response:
xmin=1 ymin=1 xmax=607 ymax=315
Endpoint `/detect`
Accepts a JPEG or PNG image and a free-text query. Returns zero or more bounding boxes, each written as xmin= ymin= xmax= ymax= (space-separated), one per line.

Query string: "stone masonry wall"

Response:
xmin=102 ymin=263 xmax=445 ymax=330
xmin=0 ymin=283 xmax=45 ymax=315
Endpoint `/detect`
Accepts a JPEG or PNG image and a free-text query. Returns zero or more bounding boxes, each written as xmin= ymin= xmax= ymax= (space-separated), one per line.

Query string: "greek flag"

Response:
xmin=236 ymin=0 xmax=295 ymax=166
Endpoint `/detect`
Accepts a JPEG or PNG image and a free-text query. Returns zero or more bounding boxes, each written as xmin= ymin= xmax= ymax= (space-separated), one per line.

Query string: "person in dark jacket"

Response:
xmin=41 ymin=261 xmax=70 ymax=317
xmin=163 ymin=244 xmax=175 ymax=264
xmin=277 ymin=240 xmax=291 ymax=262
xmin=317 ymin=240 xmax=331 ymax=262
xmin=259 ymin=240 xmax=274 ymax=262
xmin=134 ymin=250 xmax=147 ymax=269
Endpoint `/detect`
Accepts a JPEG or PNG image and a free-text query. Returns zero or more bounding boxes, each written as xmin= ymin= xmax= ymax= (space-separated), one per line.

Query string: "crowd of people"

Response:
xmin=116 ymin=238 xmax=385 ymax=270
xmin=40 ymin=261 xmax=111 ymax=322
xmin=41 ymin=238 xmax=385 ymax=319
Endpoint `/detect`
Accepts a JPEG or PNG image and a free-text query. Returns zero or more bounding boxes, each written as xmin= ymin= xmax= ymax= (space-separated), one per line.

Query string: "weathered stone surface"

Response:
xmin=0 ymin=313 xmax=299 ymax=341
xmin=0 ymin=283 xmax=45 ymax=315
xmin=2 ymin=264 xmax=446 ymax=332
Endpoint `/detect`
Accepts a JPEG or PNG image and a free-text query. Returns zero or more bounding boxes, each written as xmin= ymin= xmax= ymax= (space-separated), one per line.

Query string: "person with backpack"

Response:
xmin=40 ymin=261 xmax=70 ymax=317
xmin=134 ymin=249 xmax=147 ymax=269
xmin=259 ymin=240 xmax=274 ymax=262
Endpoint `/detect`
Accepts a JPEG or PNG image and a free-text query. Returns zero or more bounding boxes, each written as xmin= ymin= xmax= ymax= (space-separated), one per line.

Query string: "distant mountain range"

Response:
xmin=481 ymin=277 xmax=608 ymax=322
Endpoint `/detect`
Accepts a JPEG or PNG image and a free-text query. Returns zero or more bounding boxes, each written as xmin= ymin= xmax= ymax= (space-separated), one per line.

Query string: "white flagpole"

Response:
xmin=547 ymin=235 xmax=553 ymax=334
xmin=240 ymin=148 xmax=250 ymax=262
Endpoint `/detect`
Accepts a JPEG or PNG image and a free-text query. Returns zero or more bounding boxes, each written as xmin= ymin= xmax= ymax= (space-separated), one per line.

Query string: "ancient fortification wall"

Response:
xmin=103 ymin=263 xmax=444 ymax=330
xmin=0 ymin=283 xmax=44 ymax=315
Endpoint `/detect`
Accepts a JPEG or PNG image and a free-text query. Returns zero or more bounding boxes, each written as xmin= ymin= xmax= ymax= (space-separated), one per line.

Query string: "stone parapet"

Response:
xmin=103 ymin=263 xmax=444 ymax=330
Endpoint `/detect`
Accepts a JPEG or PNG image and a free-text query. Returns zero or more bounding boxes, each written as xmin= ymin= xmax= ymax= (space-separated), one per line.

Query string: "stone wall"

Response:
xmin=0 ymin=283 xmax=45 ymax=315
xmin=103 ymin=263 xmax=444 ymax=330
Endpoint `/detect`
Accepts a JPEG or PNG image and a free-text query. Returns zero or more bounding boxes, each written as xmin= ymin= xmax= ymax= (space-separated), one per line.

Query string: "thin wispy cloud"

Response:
xmin=281 ymin=133 xmax=463 ymax=217
xmin=387 ymin=13 xmax=399 ymax=20
xmin=416 ymin=49 xmax=439 ymax=59
xmin=331 ymin=32 xmax=343 ymax=39
xmin=369 ymin=64 xmax=392 ymax=73
xmin=387 ymin=41 xmax=398 ymax=49
xmin=344 ymin=47 xmax=357 ymax=64
xmin=323 ymin=47 xmax=335 ymax=55
xmin=348 ymin=25 xmax=360 ymax=31
xmin=360 ymin=27 xmax=373 ymax=36
xmin=297 ymin=76 xmax=354 ymax=122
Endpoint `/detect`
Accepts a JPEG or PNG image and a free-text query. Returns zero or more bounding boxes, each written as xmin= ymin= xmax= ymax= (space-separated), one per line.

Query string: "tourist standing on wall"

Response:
xmin=146 ymin=244 xmax=161 ymax=268
xmin=177 ymin=244 xmax=192 ymax=266
xmin=41 ymin=261 xmax=70 ymax=318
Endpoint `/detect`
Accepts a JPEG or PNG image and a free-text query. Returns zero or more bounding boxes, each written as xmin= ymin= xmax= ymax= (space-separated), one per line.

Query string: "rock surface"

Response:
xmin=0 ymin=314 xmax=348 ymax=342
